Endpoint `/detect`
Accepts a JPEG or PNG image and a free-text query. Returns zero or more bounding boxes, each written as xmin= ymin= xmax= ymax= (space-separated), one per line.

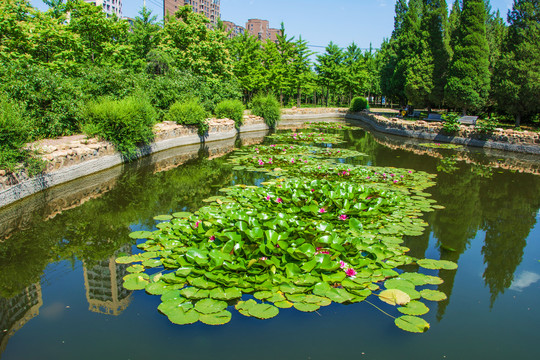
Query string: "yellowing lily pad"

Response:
xmin=379 ymin=289 xmax=411 ymax=306
xmin=395 ymin=315 xmax=430 ymax=333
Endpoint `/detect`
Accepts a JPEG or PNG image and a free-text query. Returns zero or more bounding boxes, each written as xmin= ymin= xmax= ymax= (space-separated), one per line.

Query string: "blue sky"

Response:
xmin=30 ymin=0 xmax=514 ymax=53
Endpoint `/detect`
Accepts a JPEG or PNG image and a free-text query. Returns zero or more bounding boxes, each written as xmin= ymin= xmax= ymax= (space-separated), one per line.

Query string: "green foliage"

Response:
xmin=442 ymin=113 xmax=461 ymax=133
xmin=349 ymin=97 xmax=369 ymax=112
xmin=445 ymin=0 xmax=491 ymax=112
xmin=0 ymin=94 xmax=44 ymax=175
xmin=492 ymin=0 xmax=540 ymax=126
xmin=250 ymin=94 xmax=281 ymax=128
xmin=475 ymin=118 xmax=499 ymax=134
xmin=0 ymin=63 xmax=85 ymax=138
xmin=83 ymin=96 xmax=157 ymax=158
xmin=165 ymin=99 xmax=208 ymax=135
xmin=214 ymin=99 xmax=245 ymax=127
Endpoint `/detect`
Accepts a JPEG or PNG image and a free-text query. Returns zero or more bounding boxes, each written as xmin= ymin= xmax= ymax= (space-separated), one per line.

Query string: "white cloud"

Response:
xmin=510 ymin=271 xmax=540 ymax=292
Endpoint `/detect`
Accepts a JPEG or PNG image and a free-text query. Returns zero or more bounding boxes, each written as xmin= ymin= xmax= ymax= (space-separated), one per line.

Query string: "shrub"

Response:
xmin=0 ymin=64 xmax=85 ymax=138
xmin=165 ymin=99 xmax=208 ymax=135
xmin=215 ymin=99 xmax=245 ymax=128
xmin=349 ymin=97 xmax=369 ymax=112
xmin=83 ymin=95 xmax=157 ymax=159
xmin=475 ymin=118 xmax=498 ymax=134
xmin=0 ymin=94 xmax=44 ymax=175
xmin=441 ymin=113 xmax=461 ymax=133
xmin=250 ymin=94 xmax=281 ymax=128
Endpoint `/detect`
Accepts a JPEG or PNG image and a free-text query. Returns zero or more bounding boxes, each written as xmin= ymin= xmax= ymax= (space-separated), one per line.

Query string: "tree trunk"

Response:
xmin=325 ymin=88 xmax=329 ymax=108
xmin=462 ymin=108 xmax=467 ymax=116
xmin=297 ymin=86 xmax=301 ymax=108
xmin=516 ymin=113 xmax=521 ymax=127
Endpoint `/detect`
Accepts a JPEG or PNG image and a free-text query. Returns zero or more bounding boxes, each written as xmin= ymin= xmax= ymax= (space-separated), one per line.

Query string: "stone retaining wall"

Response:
xmin=347 ymin=112 xmax=540 ymax=155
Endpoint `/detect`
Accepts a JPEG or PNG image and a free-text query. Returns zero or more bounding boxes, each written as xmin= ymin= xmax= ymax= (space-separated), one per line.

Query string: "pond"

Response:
xmin=1 ymin=120 xmax=539 ymax=359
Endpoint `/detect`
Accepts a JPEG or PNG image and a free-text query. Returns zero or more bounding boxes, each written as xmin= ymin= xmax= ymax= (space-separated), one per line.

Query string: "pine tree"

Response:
xmin=493 ymin=0 xmax=540 ymax=126
xmin=445 ymin=0 xmax=490 ymax=114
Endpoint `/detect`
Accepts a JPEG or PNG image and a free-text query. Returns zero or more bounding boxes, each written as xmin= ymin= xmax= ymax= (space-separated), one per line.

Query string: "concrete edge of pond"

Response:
xmin=346 ymin=113 xmax=540 ymax=156
xmin=1 ymin=110 xmax=539 ymax=209
xmin=0 ymin=115 xmax=344 ymax=209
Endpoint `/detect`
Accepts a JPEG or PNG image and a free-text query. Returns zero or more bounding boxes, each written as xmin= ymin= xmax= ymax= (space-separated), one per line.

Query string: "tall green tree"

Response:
xmin=228 ymin=33 xmax=266 ymax=102
xmin=290 ymin=36 xmax=313 ymax=107
xmin=130 ymin=7 xmax=161 ymax=61
xmin=342 ymin=43 xmax=369 ymax=103
xmin=493 ymin=0 xmax=540 ymax=126
xmin=315 ymin=42 xmax=344 ymax=106
xmin=445 ymin=0 xmax=491 ymax=114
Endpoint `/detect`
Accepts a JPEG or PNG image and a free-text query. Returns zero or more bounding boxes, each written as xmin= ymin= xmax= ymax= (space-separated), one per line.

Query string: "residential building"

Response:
xmin=84 ymin=0 xmax=122 ymax=17
xmin=245 ymin=19 xmax=270 ymax=41
xmin=223 ymin=20 xmax=245 ymax=39
xmin=268 ymin=28 xmax=281 ymax=43
xmin=164 ymin=0 xmax=221 ymax=25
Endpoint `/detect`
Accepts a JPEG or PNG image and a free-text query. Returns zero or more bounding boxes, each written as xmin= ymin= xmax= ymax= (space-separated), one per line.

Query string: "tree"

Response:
xmin=492 ymin=0 xmax=540 ymax=126
xmin=130 ymin=7 xmax=161 ymax=61
xmin=316 ymin=42 xmax=344 ymax=106
xmin=342 ymin=43 xmax=369 ymax=103
xmin=159 ymin=5 xmax=232 ymax=80
xmin=445 ymin=0 xmax=491 ymax=114
xmin=228 ymin=33 xmax=266 ymax=102
xmin=290 ymin=36 xmax=313 ymax=107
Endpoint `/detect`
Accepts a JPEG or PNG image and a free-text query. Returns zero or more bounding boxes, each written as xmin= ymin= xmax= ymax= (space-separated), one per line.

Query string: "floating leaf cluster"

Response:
xmin=420 ymin=143 xmax=463 ymax=149
xmin=306 ymin=122 xmax=356 ymax=131
xmin=119 ymin=127 xmax=457 ymax=332
xmin=266 ymin=131 xmax=345 ymax=145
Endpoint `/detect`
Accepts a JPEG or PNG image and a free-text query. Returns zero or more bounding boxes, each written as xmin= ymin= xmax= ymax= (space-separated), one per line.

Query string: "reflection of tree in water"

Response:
xmin=429 ymin=166 xmax=484 ymax=321
xmin=480 ymin=173 xmax=540 ymax=306
xmin=0 ymin=155 xmax=234 ymax=297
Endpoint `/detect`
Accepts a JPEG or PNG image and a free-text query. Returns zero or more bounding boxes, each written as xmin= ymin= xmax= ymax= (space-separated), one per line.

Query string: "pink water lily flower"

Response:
xmin=340 ymin=260 xmax=347 ymax=269
xmin=311 ymin=189 xmax=315 ymax=192
xmin=209 ymin=236 xmax=215 ymax=242
xmin=266 ymin=195 xmax=272 ymax=201
xmin=394 ymin=180 xmax=399 ymax=183
xmin=345 ymin=268 xmax=357 ymax=278
xmin=276 ymin=198 xmax=283 ymax=203
xmin=339 ymin=214 xmax=348 ymax=221
xmin=195 ymin=220 xmax=201 ymax=228
xmin=318 ymin=208 xmax=326 ymax=214
xmin=258 ymin=160 xmax=264 ymax=166
xmin=270 ymin=144 xmax=276 ymax=147
xmin=260 ymin=257 xmax=268 ymax=261
xmin=291 ymin=158 xmax=295 ymax=163
xmin=366 ymin=176 xmax=371 ymax=179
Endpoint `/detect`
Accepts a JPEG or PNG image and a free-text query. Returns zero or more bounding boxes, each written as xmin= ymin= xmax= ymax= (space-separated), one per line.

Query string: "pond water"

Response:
xmin=1 ymin=121 xmax=539 ymax=360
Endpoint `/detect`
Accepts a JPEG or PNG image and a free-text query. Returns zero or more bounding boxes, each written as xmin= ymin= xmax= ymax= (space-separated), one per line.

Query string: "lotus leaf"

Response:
xmin=293 ymin=302 xmax=320 ymax=312
xmin=379 ymin=289 xmax=411 ymax=306
xmin=128 ymin=231 xmax=154 ymax=239
xmin=247 ymin=303 xmax=279 ymax=319
xmin=395 ymin=315 xmax=430 ymax=333
xmin=209 ymin=287 xmax=242 ymax=300
xmin=420 ymin=289 xmax=448 ymax=302
xmin=417 ymin=259 xmax=458 ymax=270
xmin=397 ymin=301 xmax=430 ymax=316
xmin=167 ymin=308 xmax=200 ymax=325
xmin=194 ymin=298 xmax=228 ymax=315
xmin=199 ymin=310 xmax=232 ymax=325
xmin=154 ymin=215 xmax=173 ymax=221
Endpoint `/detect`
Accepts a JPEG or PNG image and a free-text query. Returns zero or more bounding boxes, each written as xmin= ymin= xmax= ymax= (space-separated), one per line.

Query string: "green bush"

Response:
xmin=0 ymin=94 xmax=44 ymax=175
xmin=0 ymin=64 xmax=85 ymax=138
xmin=215 ymin=99 xmax=245 ymax=128
xmin=475 ymin=118 xmax=498 ymax=134
xmin=165 ymin=99 xmax=208 ymax=135
xmin=442 ymin=113 xmax=461 ymax=133
xmin=250 ymin=94 xmax=281 ymax=128
xmin=83 ymin=96 xmax=157 ymax=159
xmin=349 ymin=97 xmax=369 ymax=112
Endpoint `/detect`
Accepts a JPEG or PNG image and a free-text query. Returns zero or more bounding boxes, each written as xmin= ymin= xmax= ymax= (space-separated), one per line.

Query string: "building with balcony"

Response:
xmin=245 ymin=19 xmax=270 ymax=41
xmin=84 ymin=0 xmax=122 ymax=17
xmin=164 ymin=0 xmax=221 ymax=25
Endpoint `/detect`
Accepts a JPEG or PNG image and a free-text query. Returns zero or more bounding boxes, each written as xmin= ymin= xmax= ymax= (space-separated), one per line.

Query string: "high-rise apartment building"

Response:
xmin=245 ymin=19 xmax=270 ymax=41
xmin=84 ymin=0 xmax=122 ymax=17
xmin=164 ymin=0 xmax=221 ymax=25
xmin=223 ymin=21 xmax=245 ymax=39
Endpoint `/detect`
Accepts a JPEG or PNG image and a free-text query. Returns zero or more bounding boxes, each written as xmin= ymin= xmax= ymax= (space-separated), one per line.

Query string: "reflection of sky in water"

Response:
xmin=510 ymin=271 xmax=540 ymax=292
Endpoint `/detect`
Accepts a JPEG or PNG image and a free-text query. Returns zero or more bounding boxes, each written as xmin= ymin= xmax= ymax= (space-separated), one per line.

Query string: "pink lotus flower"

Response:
xmin=337 ymin=150 xmax=341 ymax=153
xmin=255 ymin=148 xmax=259 ymax=151
xmin=345 ymin=268 xmax=357 ymax=277
xmin=318 ymin=208 xmax=326 ymax=214
xmin=311 ymin=189 xmax=315 ymax=192
xmin=291 ymin=158 xmax=295 ymax=163
xmin=393 ymin=180 xmax=399 ymax=183
xmin=408 ymin=171 xmax=412 ymax=173
xmin=258 ymin=160 xmax=264 ymax=166
xmin=195 ymin=220 xmax=201 ymax=228
xmin=270 ymin=144 xmax=276 ymax=147
xmin=340 ymin=260 xmax=347 ymax=269
xmin=320 ymin=250 xmax=330 ymax=255
xmin=339 ymin=214 xmax=348 ymax=221
xmin=318 ymin=166 xmax=321 ymax=169
xmin=209 ymin=236 xmax=215 ymax=242
xmin=260 ymin=257 xmax=268 ymax=261
xmin=304 ymin=160 xmax=308 ymax=163
xmin=366 ymin=197 xmax=372 ymax=200
xmin=316 ymin=247 xmax=323 ymax=251
xmin=366 ymin=176 xmax=371 ymax=179
xmin=276 ymin=198 xmax=283 ymax=203
xmin=266 ymin=195 xmax=271 ymax=201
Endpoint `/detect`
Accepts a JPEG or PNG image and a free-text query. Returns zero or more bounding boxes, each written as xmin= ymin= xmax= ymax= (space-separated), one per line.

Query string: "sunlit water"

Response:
xmin=1 ymin=122 xmax=539 ymax=359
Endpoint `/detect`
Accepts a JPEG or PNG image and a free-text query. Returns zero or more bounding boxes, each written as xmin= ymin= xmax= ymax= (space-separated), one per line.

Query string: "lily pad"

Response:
xmin=293 ymin=302 xmax=320 ymax=312
xmin=194 ymin=298 xmax=228 ymax=315
xmin=417 ymin=259 xmax=458 ymax=270
xmin=123 ymin=273 xmax=149 ymax=290
xmin=397 ymin=300 xmax=430 ymax=316
xmin=248 ymin=303 xmax=280 ymax=319
xmin=395 ymin=315 xmax=430 ymax=333
xmin=173 ymin=212 xmax=193 ymax=218
xmin=129 ymin=231 xmax=154 ymax=239
xmin=379 ymin=289 xmax=411 ymax=306
xmin=168 ymin=308 xmax=200 ymax=325
xmin=420 ymin=289 xmax=448 ymax=302
xmin=199 ymin=310 xmax=232 ymax=325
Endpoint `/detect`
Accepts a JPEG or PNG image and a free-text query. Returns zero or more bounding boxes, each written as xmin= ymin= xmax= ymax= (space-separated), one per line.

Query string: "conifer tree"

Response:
xmin=445 ymin=0 xmax=490 ymax=114
xmin=493 ymin=0 xmax=540 ymax=126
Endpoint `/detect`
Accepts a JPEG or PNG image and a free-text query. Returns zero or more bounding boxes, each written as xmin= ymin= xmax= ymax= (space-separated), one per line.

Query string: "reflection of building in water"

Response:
xmin=83 ymin=245 xmax=132 ymax=316
xmin=0 ymin=284 xmax=43 ymax=356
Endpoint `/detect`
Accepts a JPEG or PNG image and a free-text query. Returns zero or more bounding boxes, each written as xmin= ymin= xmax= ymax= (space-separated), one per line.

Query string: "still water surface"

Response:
xmin=1 ymin=122 xmax=539 ymax=359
